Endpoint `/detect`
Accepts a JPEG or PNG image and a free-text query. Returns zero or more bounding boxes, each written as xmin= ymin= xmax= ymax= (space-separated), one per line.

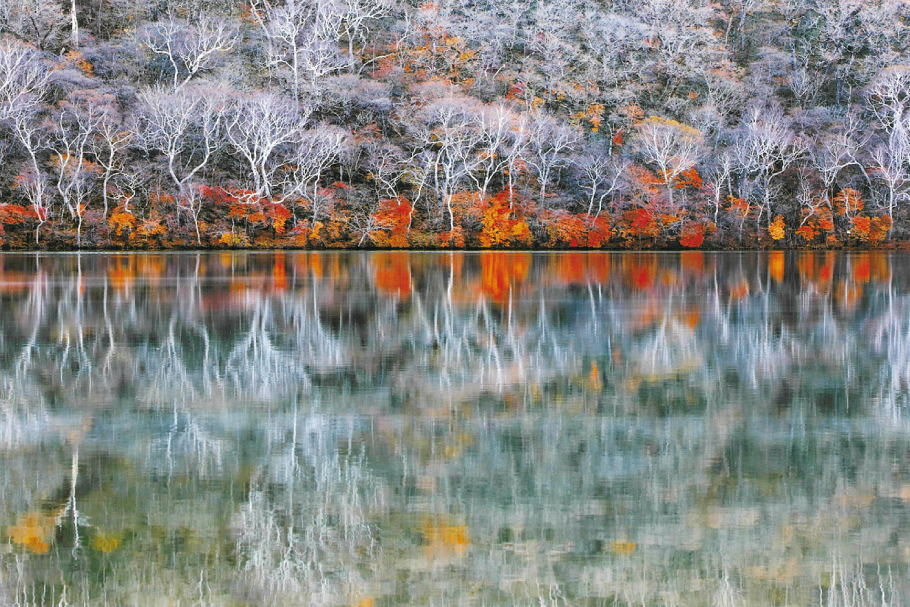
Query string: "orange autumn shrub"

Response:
xmin=768 ymin=216 xmax=786 ymax=241
xmin=543 ymin=210 xmax=586 ymax=247
xmin=478 ymin=191 xmax=532 ymax=248
xmin=834 ymin=188 xmax=863 ymax=217
xmin=795 ymin=221 xmax=817 ymax=243
xmin=370 ymin=197 xmax=412 ymax=247
xmin=586 ymin=216 xmax=612 ymax=247
xmin=870 ymin=215 xmax=892 ymax=243
xmin=108 ymin=205 xmax=137 ymax=238
xmin=851 ymin=216 xmax=871 ymax=241
xmin=679 ymin=221 xmax=705 ymax=248
xmin=617 ymin=207 xmax=661 ymax=244
xmin=674 ymin=167 xmax=703 ymax=189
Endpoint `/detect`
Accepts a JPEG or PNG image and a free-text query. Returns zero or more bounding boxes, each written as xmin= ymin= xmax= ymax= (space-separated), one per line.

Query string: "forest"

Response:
xmin=0 ymin=0 xmax=907 ymax=249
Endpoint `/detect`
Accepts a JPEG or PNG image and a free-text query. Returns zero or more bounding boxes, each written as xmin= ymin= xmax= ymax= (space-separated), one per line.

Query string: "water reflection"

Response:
xmin=1 ymin=251 xmax=909 ymax=606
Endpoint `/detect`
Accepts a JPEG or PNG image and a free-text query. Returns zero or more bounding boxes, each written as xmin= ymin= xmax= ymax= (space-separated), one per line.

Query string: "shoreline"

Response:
xmin=1 ymin=245 xmax=906 ymax=253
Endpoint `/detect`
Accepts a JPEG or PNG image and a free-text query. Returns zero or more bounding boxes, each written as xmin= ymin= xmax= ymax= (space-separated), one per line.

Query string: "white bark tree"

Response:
xmin=249 ymin=0 xmax=346 ymax=100
xmin=577 ymin=152 xmax=626 ymax=219
xmin=865 ymin=66 xmax=910 ymax=220
xmin=51 ymin=102 xmax=104 ymax=246
xmin=0 ymin=0 xmax=67 ymax=51
xmin=10 ymin=114 xmax=51 ymax=243
xmin=633 ymin=116 xmax=704 ymax=206
xmin=137 ymin=85 xmax=226 ymax=195
xmin=733 ymin=102 xmax=806 ymax=225
xmin=0 ymin=40 xmax=50 ymax=121
xmin=809 ymin=110 xmax=869 ymax=209
xmin=338 ymin=0 xmax=389 ymax=71
xmin=280 ymin=125 xmax=347 ymax=221
xmin=90 ymin=112 xmax=134 ymax=218
xmin=0 ymin=41 xmax=51 ymax=243
xmin=225 ymin=92 xmax=311 ymax=200
xmin=474 ymin=104 xmax=518 ymax=200
xmin=526 ymin=111 xmax=580 ymax=205
xmin=414 ymin=98 xmax=483 ymax=230
xmin=144 ymin=17 xmax=238 ymax=91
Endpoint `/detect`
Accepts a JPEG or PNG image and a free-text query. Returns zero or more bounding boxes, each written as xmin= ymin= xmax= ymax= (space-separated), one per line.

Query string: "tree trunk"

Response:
xmin=71 ymin=0 xmax=79 ymax=46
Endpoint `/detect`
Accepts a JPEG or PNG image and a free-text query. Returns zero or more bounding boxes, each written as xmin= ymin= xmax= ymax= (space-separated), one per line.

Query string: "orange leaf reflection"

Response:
xmin=609 ymin=540 xmax=636 ymax=555
xmin=480 ymin=252 xmax=531 ymax=303
xmin=870 ymin=252 xmax=891 ymax=283
xmin=91 ymin=533 xmax=122 ymax=553
xmin=728 ymin=279 xmax=749 ymax=300
xmin=680 ymin=251 xmax=704 ymax=277
xmin=624 ymin=256 xmax=657 ymax=291
xmin=371 ymin=252 xmax=412 ymax=299
xmin=681 ymin=307 xmax=700 ymax=330
xmin=272 ymin=254 xmax=287 ymax=291
xmin=554 ymin=252 xmax=587 ymax=285
xmin=421 ymin=516 xmax=470 ymax=561
xmin=9 ymin=512 xmax=58 ymax=554
xmin=768 ymin=251 xmax=784 ymax=283
xmin=852 ymin=255 xmax=871 ymax=284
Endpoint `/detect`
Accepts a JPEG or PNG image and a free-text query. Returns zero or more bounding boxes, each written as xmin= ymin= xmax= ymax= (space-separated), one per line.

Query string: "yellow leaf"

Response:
xmin=610 ymin=540 xmax=636 ymax=555
xmin=769 ymin=216 xmax=786 ymax=241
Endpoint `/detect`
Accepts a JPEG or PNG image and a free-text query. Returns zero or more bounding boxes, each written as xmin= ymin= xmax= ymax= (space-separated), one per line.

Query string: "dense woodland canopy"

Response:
xmin=0 ymin=0 xmax=908 ymax=249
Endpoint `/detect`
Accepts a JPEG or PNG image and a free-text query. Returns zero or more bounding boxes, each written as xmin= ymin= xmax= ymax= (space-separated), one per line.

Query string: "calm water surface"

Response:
xmin=1 ymin=251 xmax=909 ymax=606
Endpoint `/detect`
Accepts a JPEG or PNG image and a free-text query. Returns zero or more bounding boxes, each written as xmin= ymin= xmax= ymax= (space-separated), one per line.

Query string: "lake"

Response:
xmin=0 ymin=251 xmax=908 ymax=606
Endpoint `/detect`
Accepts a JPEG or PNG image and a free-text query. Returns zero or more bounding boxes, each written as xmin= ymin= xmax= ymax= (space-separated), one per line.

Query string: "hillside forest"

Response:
xmin=0 ymin=0 xmax=908 ymax=249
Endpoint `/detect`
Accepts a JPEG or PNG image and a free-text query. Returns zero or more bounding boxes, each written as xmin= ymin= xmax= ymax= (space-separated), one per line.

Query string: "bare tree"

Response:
xmin=865 ymin=66 xmax=910 ymax=220
xmin=0 ymin=40 xmax=50 ymax=121
xmin=69 ymin=0 xmax=78 ymax=46
xmin=177 ymin=183 xmax=205 ymax=244
xmin=364 ymin=142 xmax=405 ymax=202
xmin=249 ymin=0 xmax=346 ymax=100
xmin=91 ymin=111 xmax=134 ymax=218
xmin=280 ymin=125 xmax=347 ymax=222
xmin=144 ymin=17 xmax=238 ymax=91
xmin=577 ymin=152 xmax=625 ymax=219
xmin=705 ymin=150 xmax=736 ymax=225
xmin=526 ymin=111 xmax=580 ymax=205
xmin=51 ymin=101 xmax=104 ymax=246
xmin=413 ymin=98 xmax=483 ymax=230
xmin=338 ymin=0 xmax=389 ymax=72
xmin=137 ymin=85 xmax=225 ymax=195
xmin=809 ymin=110 xmax=870 ymax=208
xmin=474 ymin=104 xmax=518 ymax=199
xmin=225 ymin=92 xmax=311 ymax=200
xmin=733 ymin=102 xmax=806 ymax=226
xmin=0 ymin=41 xmax=51 ymax=243
xmin=633 ymin=116 xmax=704 ymax=206
xmin=0 ymin=0 xmax=68 ymax=51
xmin=10 ymin=114 xmax=51 ymax=243
xmin=502 ymin=112 xmax=530 ymax=207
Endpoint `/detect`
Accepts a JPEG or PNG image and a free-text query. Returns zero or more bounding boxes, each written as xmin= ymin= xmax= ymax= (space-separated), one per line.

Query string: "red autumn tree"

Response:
xmin=370 ymin=197 xmax=412 ymax=248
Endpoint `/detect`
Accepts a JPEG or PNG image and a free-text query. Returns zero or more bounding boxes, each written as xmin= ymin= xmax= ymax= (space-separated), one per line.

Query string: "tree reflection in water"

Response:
xmin=0 ymin=251 xmax=909 ymax=606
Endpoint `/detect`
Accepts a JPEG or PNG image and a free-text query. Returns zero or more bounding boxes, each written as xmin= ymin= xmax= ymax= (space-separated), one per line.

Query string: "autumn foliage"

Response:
xmin=370 ymin=198 xmax=412 ymax=247
xmin=478 ymin=191 xmax=532 ymax=248
xmin=479 ymin=252 xmax=531 ymax=302
xmin=371 ymin=251 xmax=412 ymax=298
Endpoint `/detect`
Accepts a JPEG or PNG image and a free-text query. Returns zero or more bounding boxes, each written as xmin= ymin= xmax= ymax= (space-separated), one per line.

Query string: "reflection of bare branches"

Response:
xmin=820 ymin=558 xmax=899 ymax=607
xmin=235 ymin=435 xmax=378 ymax=606
xmin=714 ymin=568 xmax=743 ymax=607
xmin=147 ymin=401 xmax=224 ymax=479
xmin=4 ymin=252 xmax=910 ymax=606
